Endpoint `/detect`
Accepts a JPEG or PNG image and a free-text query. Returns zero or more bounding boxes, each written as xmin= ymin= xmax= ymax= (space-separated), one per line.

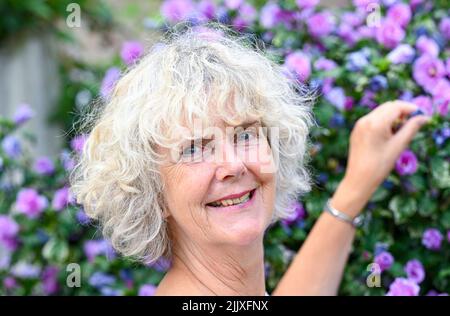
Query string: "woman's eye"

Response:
xmin=181 ymin=143 xmax=202 ymax=158
xmin=236 ymin=130 xmax=257 ymax=144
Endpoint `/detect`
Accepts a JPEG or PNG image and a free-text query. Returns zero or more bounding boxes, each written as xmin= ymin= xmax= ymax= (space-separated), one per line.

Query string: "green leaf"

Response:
xmin=431 ymin=158 xmax=450 ymax=189
xmin=388 ymin=196 xmax=417 ymax=224
xmin=42 ymin=238 xmax=69 ymax=263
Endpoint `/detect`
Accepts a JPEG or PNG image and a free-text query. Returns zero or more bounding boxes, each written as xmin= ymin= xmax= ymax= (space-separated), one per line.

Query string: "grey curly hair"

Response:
xmin=69 ymin=23 xmax=315 ymax=265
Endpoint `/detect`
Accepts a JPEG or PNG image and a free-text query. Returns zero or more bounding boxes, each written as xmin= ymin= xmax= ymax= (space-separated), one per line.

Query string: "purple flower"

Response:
xmin=307 ymin=12 xmax=335 ymax=38
xmin=395 ymin=150 xmax=418 ymax=176
xmin=139 ymin=284 xmax=157 ymax=296
xmin=15 ymin=188 xmax=48 ymax=219
xmin=161 ymin=0 xmax=195 ymax=23
xmin=150 ymin=257 xmax=172 ymax=272
xmin=386 ymin=278 xmax=420 ymax=296
xmin=70 ymin=134 xmax=88 ymax=154
xmin=239 ymin=3 xmax=257 ymax=23
xmin=0 ymin=215 xmax=19 ymax=251
xmin=435 ymin=98 xmax=449 ymax=117
xmin=353 ymin=0 xmax=379 ymax=9
xmin=374 ymin=251 xmax=394 ymax=272
xmin=369 ymin=75 xmax=388 ymax=92
xmin=197 ymin=0 xmax=215 ymax=21
xmin=296 ymin=0 xmax=320 ymax=9
xmin=41 ymin=266 xmax=59 ymax=295
xmin=88 ymin=272 xmax=116 ymax=288
xmin=413 ymin=55 xmax=446 ymax=93
xmin=3 ymin=277 xmax=17 ymax=290
xmin=84 ymin=239 xmax=116 ymax=262
xmin=259 ymin=2 xmax=281 ymax=29
xmin=412 ymin=96 xmax=433 ymax=116
xmin=439 ymin=17 xmax=450 ymax=40
xmin=13 ymin=103 xmax=34 ymax=125
xmin=282 ymin=201 xmax=306 ymax=225
xmin=52 ymin=187 xmax=71 ymax=211
xmin=426 ymin=290 xmax=449 ymax=296
xmin=76 ymin=209 xmax=91 ymax=225
xmin=284 ymin=51 xmax=311 ymax=82
xmin=346 ymin=51 xmax=369 ymax=71
xmin=387 ymin=44 xmax=415 ymax=64
xmin=10 ymin=261 xmax=41 ymax=279
xmin=416 ymin=36 xmax=439 ymax=57
xmin=1 ymin=136 xmax=21 ymax=159
xmin=386 ymin=3 xmax=411 ymax=28
xmin=422 ymin=228 xmax=443 ymax=251
xmin=448 ymin=230 xmax=450 ymax=243
xmin=430 ymin=79 xmax=450 ymax=101
xmin=404 ymin=259 xmax=425 ymax=284
xmin=376 ymin=18 xmax=405 ymax=49
xmin=100 ymin=67 xmax=121 ymax=99
xmin=120 ymin=41 xmax=144 ymax=66
xmin=33 ymin=157 xmax=55 ymax=175
xmin=60 ymin=151 xmax=75 ymax=171
xmin=314 ymin=57 xmax=337 ymax=71
xmin=224 ymin=0 xmax=242 ymax=10
xmin=325 ymin=87 xmax=346 ymax=110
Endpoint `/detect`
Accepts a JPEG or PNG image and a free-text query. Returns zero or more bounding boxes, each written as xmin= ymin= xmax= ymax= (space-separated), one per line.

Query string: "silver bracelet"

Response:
xmin=324 ymin=199 xmax=364 ymax=228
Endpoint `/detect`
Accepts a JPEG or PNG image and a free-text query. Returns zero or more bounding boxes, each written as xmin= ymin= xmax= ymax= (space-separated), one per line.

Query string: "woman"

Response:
xmin=70 ymin=25 xmax=430 ymax=296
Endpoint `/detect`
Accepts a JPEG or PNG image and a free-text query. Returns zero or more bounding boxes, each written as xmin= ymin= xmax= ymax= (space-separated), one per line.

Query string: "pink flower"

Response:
xmin=16 ymin=188 xmax=48 ymax=219
xmin=0 ymin=215 xmax=19 ymax=251
xmin=70 ymin=134 xmax=88 ymax=154
xmin=386 ymin=3 xmax=411 ymax=28
xmin=416 ymin=36 xmax=439 ymax=57
xmin=224 ymin=0 xmax=242 ymax=10
xmin=120 ymin=41 xmax=144 ymax=66
xmin=284 ymin=51 xmax=311 ymax=82
xmin=404 ymin=259 xmax=425 ymax=284
xmin=51 ymin=187 xmax=72 ymax=211
xmin=413 ymin=55 xmax=446 ymax=93
xmin=307 ymin=12 xmax=335 ymax=38
xmin=395 ymin=150 xmax=418 ymax=176
xmin=161 ymin=0 xmax=195 ymax=23
xmin=376 ymin=18 xmax=405 ymax=49
xmin=296 ymin=0 xmax=320 ymax=9
xmin=386 ymin=278 xmax=420 ymax=296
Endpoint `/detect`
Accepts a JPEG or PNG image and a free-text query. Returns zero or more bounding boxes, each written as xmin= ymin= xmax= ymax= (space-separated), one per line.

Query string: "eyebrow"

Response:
xmin=180 ymin=120 xmax=262 ymax=146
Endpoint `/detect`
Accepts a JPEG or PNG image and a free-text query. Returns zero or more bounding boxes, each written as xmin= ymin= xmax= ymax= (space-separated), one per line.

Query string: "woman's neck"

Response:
xmin=156 ymin=239 xmax=266 ymax=296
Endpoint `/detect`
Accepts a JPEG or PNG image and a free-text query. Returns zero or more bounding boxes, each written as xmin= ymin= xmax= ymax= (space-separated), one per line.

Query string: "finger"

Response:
xmin=374 ymin=101 xmax=419 ymax=125
xmin=389 ymin=115 xmax=430 ymax=156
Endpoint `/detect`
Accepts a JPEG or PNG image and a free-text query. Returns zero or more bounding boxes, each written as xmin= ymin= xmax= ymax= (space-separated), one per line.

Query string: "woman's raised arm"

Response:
xmin=273 ymin=101 xmax=430 ymax=295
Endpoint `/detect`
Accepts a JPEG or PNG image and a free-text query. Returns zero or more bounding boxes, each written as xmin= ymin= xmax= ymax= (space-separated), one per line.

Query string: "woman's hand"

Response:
xmin=331 ymin=100 xmax=430 ymax=217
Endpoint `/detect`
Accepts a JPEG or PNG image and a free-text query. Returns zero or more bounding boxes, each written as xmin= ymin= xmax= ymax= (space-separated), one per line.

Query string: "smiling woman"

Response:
xmin=69 ymin=22 xmax=430 ymax=296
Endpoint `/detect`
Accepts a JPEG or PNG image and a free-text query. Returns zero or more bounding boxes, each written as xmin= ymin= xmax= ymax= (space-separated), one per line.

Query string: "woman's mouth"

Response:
xmin=206 ymin=188 xmax=257 ymax=210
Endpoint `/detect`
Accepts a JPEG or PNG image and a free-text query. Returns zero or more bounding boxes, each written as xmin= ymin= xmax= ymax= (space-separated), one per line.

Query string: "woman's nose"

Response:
xmin=214 ymin=141 xmax=247 ymax=181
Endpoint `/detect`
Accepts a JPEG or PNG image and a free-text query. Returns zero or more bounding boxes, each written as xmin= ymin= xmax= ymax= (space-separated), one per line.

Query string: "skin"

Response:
xmin=155 ymin=100 xmax=430 ymax=296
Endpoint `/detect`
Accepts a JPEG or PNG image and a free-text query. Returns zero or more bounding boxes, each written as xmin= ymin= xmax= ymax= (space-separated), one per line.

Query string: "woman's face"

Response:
xmin=159 ymin=117 xmax=276 ymax=249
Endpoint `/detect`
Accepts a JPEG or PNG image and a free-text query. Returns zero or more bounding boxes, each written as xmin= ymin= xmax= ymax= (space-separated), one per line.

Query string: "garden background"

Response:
xmin=0 ymin=0 xmax=449 ymax=296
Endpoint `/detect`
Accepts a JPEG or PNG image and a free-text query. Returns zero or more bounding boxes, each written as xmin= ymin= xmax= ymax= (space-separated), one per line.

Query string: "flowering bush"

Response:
xmin=1 ymin=0 xmax=449 ymax=296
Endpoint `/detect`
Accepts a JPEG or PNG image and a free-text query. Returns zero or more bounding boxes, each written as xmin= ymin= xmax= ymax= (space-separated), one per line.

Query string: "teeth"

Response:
xmin=209 ymin=191 xmax=251 ymax=207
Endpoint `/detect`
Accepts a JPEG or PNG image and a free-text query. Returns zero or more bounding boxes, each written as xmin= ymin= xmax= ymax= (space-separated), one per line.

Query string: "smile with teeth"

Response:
xmin=207 ymin=190 xmax=254 ymax=207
